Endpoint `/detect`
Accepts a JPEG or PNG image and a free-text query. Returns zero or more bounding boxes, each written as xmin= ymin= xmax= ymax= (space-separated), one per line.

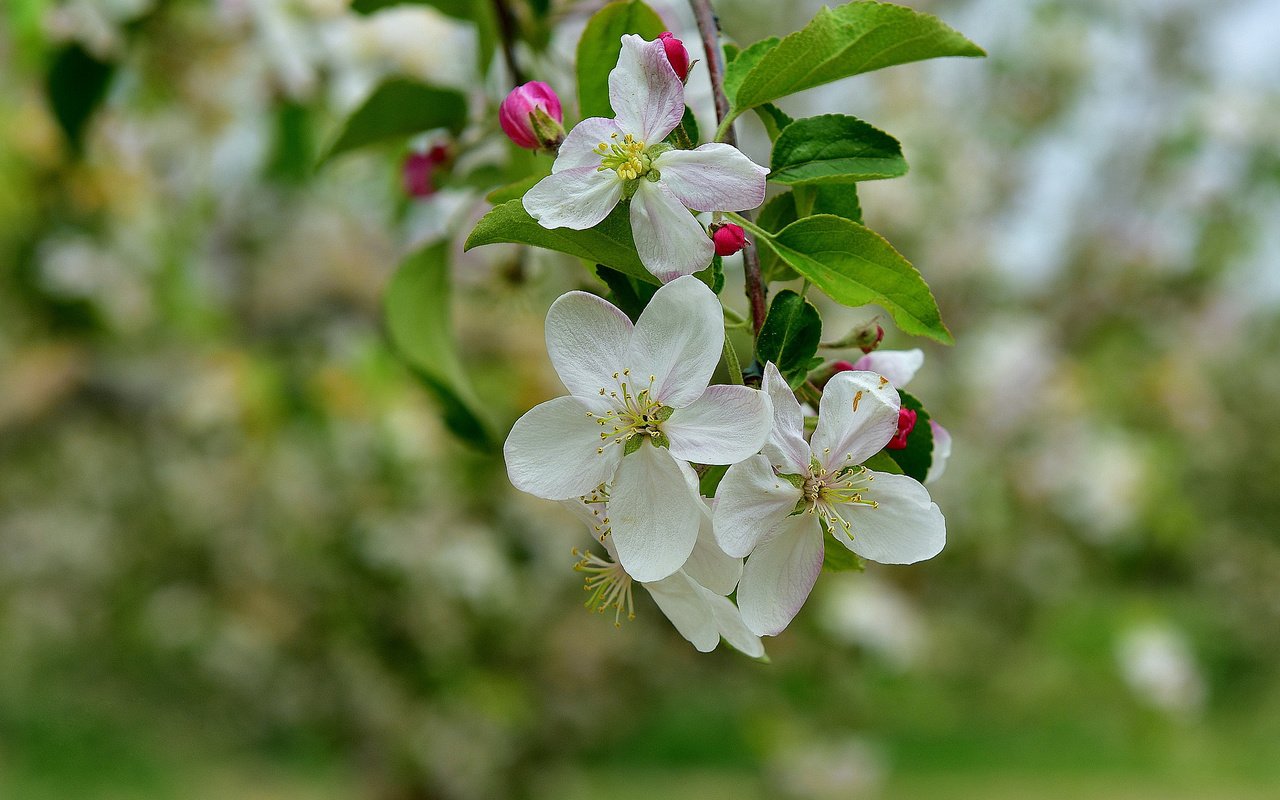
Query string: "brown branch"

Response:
xmin=491 ymin=0 xmax=526 ymax=85
xmin=689 ymin=0 xmax=767 ymax=336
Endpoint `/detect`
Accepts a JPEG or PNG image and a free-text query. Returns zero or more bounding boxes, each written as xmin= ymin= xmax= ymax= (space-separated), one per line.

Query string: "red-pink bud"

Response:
xmin=711 ymin=223 xmax=747 ymax=256
xmin=658 ymin=32 xmax=690 ymax=82
xmin=499 ymin=82 xmax=564 ymax=150
xmin=886 ymin=407 xmax=917 ymax=450
xmin=859 ymin=324 xmax=885 ymax=354
xmin=402 ymin=145 xmax=450 ymax=198
xmin=832 ymin=360 xmax=857 ymax=373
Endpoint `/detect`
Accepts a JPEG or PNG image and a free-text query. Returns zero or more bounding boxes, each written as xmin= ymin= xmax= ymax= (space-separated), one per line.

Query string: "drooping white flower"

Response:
xmin=504 ymin=275 xmax=772 ymax=582
xmin=850 ymin=347 xmax=951 ymax=482
xmin=560 ymin=485 xmax=763 ymax=657
xmin=522 ymin=34 xmax=768 ymax=282
xmin=713 ymin=363 xmax=946 ymax=636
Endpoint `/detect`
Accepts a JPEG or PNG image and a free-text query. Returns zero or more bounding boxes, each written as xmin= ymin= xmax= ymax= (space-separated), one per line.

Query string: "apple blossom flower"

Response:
xmin=842 ymin=348 xmax=951 ymax=481
xmin=522 ymin=34 xmax=768 ymax=282
xmin=504 ymin=275 xmax=772 ymax=582
xmin=713 ymin=363 xmax=946 ymax=636
xmin=499 ymin=81 xmax=565 ymax=151
xmin=560 ymin=485 xmax=763 ymax=657
xmin=658 ymin=31 xmax=690 ymax=82
xmin=711 ymin=222 xmax=747 ymax=256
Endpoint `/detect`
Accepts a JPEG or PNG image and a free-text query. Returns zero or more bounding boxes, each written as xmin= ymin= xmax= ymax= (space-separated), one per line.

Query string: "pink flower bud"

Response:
xmin=402 ymin=145 xmax=450 ymax=199
xmin=499 ymin=81 xmax=564 ymax=151
xmin=859 ymin=324 xmax=885 ymax=354
xmin=658 ymin=32 xmax=690 ymax=82
xmin=885 ymin=407 xmax=918 ymax=450
xmin=832 ymin=360 xmax=857 ymax=373
xmin=711 ymin=223 xmax=747 ymax=256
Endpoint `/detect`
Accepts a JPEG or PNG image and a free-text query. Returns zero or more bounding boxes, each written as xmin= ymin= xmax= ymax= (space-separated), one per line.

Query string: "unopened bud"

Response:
xmin=499 ymin=82 xmax=564 ymax=151
xmin=710 ymin=223 xmax=747 ymax=256
xmin=823 ymin=319 xmax=884 ymax=352
xmin=885 ymin=407 xmax=917 ymax=450
xmin=402 ymin=144 xmax=450 ymax=198
xmin=658 ymin=32 xmax=690 ymax=82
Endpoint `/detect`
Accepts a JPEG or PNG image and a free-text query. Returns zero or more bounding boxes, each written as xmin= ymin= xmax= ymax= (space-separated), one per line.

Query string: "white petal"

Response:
xmin=523 ymin=166 xmax=623 ymax=230
xmin=545 ymin=291 xmax=632 ymax=399
xmin=703 ymin=590 xmax=766 ymax=658
xmin=810 ymin=370 xmax=900 ymax=471
xmin=712 ymin=454 xmax=803 ymax=559
xmin=504 ymin=396 xmax=620 ymax=500
xmin=625 ymin=275 xmax=721 ymax=408
xmin=629 ymin=179 xmax=715 ymax=282
xmin=644 ymin=572 xmax=719 ymax=652
xmin=852 ymin=349 xmax=924 ymax=389
xmin=610 ymin=34 xmax=685 ymax=144
xmin=552 ymin=117 xmax=619 ymax=172
xmin=830 ymin=472 xmax=945 ymax=564
xmin=925 ymin=421 xmax=951 ymax=483
xmin=680 ymin=502 xmax=742 ymax=595
xmin=607 ymin=441 xmax=700 ymax=582
xmin=654 ymin=143 xmax=769 ymax=212
xmin=737 ymin=515 xmax=824 ymax=637
xmin=761 ymin=362 xmax=811 ymax=474
xmin=665 ymin=385 xmax=772 ymax=465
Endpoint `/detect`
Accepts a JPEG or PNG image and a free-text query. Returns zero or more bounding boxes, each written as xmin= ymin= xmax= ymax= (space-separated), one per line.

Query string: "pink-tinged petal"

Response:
xmin=644 ymin=571 xmax=719 ymax=652
xmin=925 ymin=421 xmax=951 ymax=483
xmin=810 ymin=370 xmax=901 ymax=472
xmin=610 ymin=34 xmax=685 ymax=143
xmin=504 ymin=396 xmax=620 ymax=500
xmin=545 ymin=291 xmax=632 ymax=399
xmin=761 ymin=362 xmax=811 ymax=474
xmin=703 ymin=589 xmax=766 ymax=658
xmin=625 ymin=275 xmax=721 ymax=408
xmin=830 ymin=471 xmax=946 ymax=564
xmin=552 ymin=117 xmax=620 ymax=172
xmin=665 ymin=385 xmax=772 ymax=465
xmin=680 ymin=500 xmax=742 ymax=595
xmin=852 ymin=349 xmax=924 ymax=389
xmin=523 ymin=166 xmax=622 ymax=230
xmin=654 ymin=143 xmax=769 ymax=212
xmin=608 ymin=441 xmax=700 ymax=582
xmin=712 ymin=454 xmax=803 ymax=559
xmin=629 ymin=179 xmax=714 ymax=282
xmin=737 ymin=514 xmax=824 ymax=637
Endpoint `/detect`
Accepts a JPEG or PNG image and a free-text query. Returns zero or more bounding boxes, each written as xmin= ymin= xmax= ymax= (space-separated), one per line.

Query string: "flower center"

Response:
xmin=573 ymin=547 xmax=636 ymax=627
xmin=586 ymin=369 xmax=672 ymax=455
xmin=596 ymin=133 xmax=653 ymax=181
xmin=801 ymin=463 xmax=878 ymax=534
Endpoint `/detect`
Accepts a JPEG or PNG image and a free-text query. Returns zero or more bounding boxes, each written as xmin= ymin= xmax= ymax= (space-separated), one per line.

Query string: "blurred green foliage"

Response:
xmin=1 ymin=0 xmax=1279 ymax=798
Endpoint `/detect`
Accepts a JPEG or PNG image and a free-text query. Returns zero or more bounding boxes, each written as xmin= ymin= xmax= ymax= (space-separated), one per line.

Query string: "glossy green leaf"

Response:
xmin=757 ymin=186 xmax=862 ymax=282
xmin=744 ymin=214 xmax=952 ymax=344
xmin=384 ymin=242 xmax=493 ymax=448
xmin=756 ymin=290 xmax=823 ymax=386
xmin=822 ymin=524 xmax=867 ymax=572
xmin=596 ymin=264 xmax=657 ymax=322
xmin=576 ymin=1 xmax=666 ymax=120
xmin=887 ymin=390 xmax=933 ymax=481
xmin=862 ymin=450 xmax=904 ymax=474
xmin=322 ymin=79 xmax=466 ymax=163
xmin=730 ymin=1 xmax=984 ymax=112
xmin=723 ymin=36 xmax=779 ymax=105
xmin=753 ymin=103 xmax=794 ymax=143
xmin=465 ymin=200 xmax=657 ymax=284
xmin=770 ymin=114 xmax=907 ymax=185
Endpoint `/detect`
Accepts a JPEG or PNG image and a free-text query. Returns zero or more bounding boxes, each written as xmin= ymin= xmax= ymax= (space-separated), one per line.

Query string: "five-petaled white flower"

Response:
xmin=713 ymin=363 xmax=946 ymax=637
xmin=504 ymin=275 xmax=773 ymax=582
xmin=560 ymin=482 xmax=764 ymax=657
xmin=523 ymin=34 xmax=768 ymax=282
xmin=849 ymin=348 xmax=951 ymax=482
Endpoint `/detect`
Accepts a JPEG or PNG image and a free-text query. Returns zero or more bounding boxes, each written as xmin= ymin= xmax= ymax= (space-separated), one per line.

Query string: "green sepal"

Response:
xmin=778 ymin=472 xmax=807 ymax=489
xmin=624 ymin=436 xmax=644 ymax=456
xmin=652 ymin=432 xmax=671 ymax=449
xmin=654 ymin=406 xmax=675 ymax=422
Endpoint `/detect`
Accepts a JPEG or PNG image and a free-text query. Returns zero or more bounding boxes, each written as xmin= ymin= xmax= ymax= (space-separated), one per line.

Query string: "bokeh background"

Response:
xmin=2 ymin=0 xmax=1279 ymax=798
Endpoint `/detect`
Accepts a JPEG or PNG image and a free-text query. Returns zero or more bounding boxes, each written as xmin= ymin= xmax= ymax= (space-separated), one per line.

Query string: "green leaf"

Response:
xmin=756 ymin=290 xmax=822 ymax=386
xmin=666 ymin=106 xmax=700 ymax=149
xmin=694 ymin=254 xmax=724 ymax=294
xmin=596 ymin=264 xmax=658 ymax=322
xmin=723 ymin=36 xmax=780 ymax=105
xmin=822 ymin=524 xmax=867 ymax=572
xmin=322 ymin=79 xmax=467 ymax=163
xmin=887 ymin=390 xmax=933 ymax=481
xmin=745 ymin=214 xmax=952 ymax=344
xmin=770 ymin=114 xmax=907 ymax=185
xmin=862 ymin=450 xmax=903 ymax=474
xmin=795 ymin=184 xmax=862 ymax=223
xmin=465 ymin=200 xmax=657 ymax=284
xmin=730 ymin=1 xmax=984 ymax=112
xmin=753 ymin=103 xmax=794 ymax=143
xmin=350 ymin=0 xmax=472 ymax=17
xmin=576 ymin=0 xmax=666 ymax=119
xmin=46 ymin=43 xmax=114 ymax=153
xmin=698 ymin=464 xmax=729 ymax=497
xmin=384 ymin=242 xmax=493 ymax=448
xmin=485 ymin=172 xmax=548 ymax=204
xmin=756 ymin=193 xmax=800 ymax=283
xmin=757 ymin=186 xmax=862 ymax=282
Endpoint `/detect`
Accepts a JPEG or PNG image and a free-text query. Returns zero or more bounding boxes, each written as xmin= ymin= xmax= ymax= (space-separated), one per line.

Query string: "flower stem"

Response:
xmin=722 ymin=334 xmax=744 ymax=385
xmin=690 ymin=0 xmax=768 ymax=337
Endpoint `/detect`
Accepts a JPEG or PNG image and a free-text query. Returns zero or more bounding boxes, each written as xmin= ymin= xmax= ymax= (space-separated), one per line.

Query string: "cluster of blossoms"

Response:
xmin=494 ymin=32 xmax=952 ymax=656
